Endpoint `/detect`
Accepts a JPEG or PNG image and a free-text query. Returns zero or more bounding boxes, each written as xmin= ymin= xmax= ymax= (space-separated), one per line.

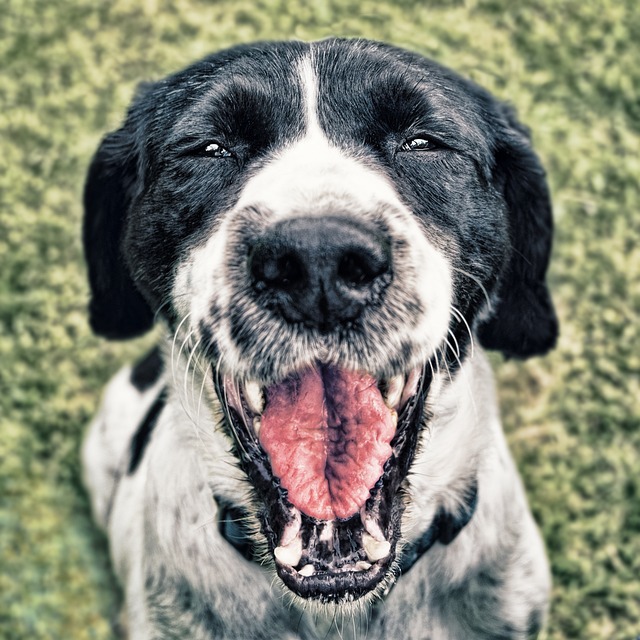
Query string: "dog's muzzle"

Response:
xmin=210 ymin=213 xmax=436 ymax=602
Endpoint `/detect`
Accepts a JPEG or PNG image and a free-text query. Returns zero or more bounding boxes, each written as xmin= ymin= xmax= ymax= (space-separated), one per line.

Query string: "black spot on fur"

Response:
xmin=128 ymin=388 xmax=167 ymax=474
xmin=130 ymin=346 xmax=163 ymax=391
xmin=400 ymin=480 xmax=478 ymax=573
xmin=438 ymin=481 xmax=478 ymax=544
xmin=526 ymin=609 xmax=543 ymax=639
xmin=179 ymin=584 xmax=193 ymax=612
xmin=215 ymin=496 xmax=254 ymax=561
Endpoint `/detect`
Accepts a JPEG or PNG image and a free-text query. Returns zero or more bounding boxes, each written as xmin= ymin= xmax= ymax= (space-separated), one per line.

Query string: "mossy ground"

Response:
xmin=1 ymin=1 xmax=638 ymax=638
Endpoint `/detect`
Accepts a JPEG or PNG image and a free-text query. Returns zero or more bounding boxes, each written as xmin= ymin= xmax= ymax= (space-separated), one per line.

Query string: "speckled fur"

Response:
xmin=82 ymin=39 xmax=556 ymax=639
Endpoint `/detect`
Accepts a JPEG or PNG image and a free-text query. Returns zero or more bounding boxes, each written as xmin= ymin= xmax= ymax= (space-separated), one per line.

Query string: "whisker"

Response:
xmin=450 ymin=266 xmax=492 ymax=312
xmin=184 ymin=337 xmax=202 ymax=407
xmin=450 ymin=305 xmax=475 ymax=359
xmin=195 ymin=516 xmax=217 ymax=530
xmin=170 ymin=312 xmax=193 ymax=392
xmin=445 ymin=332 xmax=461 ymax=359
xmin=442 ymin=336 xmax=479 ymax=423
xmin=196 ymin=357 xmax=210 ymax=425
xmin=427 ymin=357 xmax=437 ymax=384
xmin=153 ymin=291 xmax=192 ymax=324
xmin=215 ymin=358 xmax=252 ymax=460
xmin=439 ymin=347 xmax=453 ymax=385
xmin=433 ymin=349 xmax=441 ymax=379
xmin=175 ymin=329 xmax=196 ymax=406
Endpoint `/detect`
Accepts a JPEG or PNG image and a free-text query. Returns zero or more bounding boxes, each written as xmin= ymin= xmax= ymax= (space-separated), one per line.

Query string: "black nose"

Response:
xmin=248 ymin=216 xmax=391 ymax=331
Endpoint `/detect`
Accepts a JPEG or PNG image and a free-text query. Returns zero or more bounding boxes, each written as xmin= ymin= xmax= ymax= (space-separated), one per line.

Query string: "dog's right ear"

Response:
xmin=476 ymin=103 xmax=558 ymax=359
xmin=83 ymin=119 xmax=154 ymax=339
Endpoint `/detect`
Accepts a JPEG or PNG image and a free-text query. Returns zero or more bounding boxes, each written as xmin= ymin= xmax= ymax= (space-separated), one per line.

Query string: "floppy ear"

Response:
xmin=477 ymin=107 xmax=558 ymax=358
xmin=83 ymin=123 xmax=154 ymax=339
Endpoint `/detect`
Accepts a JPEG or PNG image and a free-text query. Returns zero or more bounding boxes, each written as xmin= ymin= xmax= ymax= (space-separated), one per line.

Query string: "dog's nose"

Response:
xmin=248 ymin=216 xmax=391 ymax=330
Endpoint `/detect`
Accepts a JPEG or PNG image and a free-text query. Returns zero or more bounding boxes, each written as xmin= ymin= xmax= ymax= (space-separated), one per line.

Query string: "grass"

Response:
xmin=1 ymin=0 xmax=638 ymax=637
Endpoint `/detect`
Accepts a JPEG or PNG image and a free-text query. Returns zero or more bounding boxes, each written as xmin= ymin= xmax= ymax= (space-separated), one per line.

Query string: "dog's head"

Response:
xmin=84 ymin=39 xmax=556 ymax=604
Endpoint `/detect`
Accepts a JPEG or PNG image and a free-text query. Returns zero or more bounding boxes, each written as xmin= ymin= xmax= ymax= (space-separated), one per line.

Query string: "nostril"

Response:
xmin=338 ymin=249 xmax=390 ymax=288
xmin=250 ymin=245 xmax=305 ymax=292
xmin=271 ymin=253 xmax=304 ymax=289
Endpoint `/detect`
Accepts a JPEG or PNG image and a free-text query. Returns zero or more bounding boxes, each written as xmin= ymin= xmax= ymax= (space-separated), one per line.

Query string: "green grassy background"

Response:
xmin=1 ymin=0 xmax=638 ymax=638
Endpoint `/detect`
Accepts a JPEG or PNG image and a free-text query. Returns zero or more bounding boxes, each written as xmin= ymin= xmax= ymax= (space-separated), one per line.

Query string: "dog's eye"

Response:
xmin=399 ymin=137 xmax=439 ymax=152
xmin=195 ymin=142 xmax=234 ymax=158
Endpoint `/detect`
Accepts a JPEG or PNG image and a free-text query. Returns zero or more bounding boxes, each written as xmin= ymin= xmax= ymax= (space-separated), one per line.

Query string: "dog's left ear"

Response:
xmin=83 ymin=110 xmax=155 ymax=340
xmin=477 ymin=105 xmax=558 ymax=358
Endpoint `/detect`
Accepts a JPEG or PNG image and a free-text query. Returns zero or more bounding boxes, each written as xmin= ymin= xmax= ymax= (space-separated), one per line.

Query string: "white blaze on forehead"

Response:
xmin=299 ymin=55 xmax=321 ymax=135
xmin=234 ymin=56 xmax=403 ymax=217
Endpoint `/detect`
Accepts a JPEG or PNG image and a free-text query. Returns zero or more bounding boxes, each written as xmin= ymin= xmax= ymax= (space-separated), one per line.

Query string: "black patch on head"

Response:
xmin=84 ymin=42 xmax=308 ymax=340
xmin=130 ymin=346 xmax=163 ymax=391
xmin=128 ymin=388 xmax=167 ymax=474
xmin=312 ymin=39 xmax=556 ymax=360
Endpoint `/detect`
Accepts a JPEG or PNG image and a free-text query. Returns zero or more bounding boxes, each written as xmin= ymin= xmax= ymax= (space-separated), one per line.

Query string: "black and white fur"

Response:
xmin=82 ymin=39 xmax=557 ymax=639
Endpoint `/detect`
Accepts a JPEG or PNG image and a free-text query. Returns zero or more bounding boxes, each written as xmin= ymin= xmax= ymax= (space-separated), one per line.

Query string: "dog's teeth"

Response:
xmin=384 ymin=374 xmax=404 ymax=409
xmin=355 ymin=561 xmax=372 ymax=571
xmin=319 ymin=521 xmax=333 ymax=543
xmin=279 ymin=509 xmax=302 ymax=547
xmin=360 ymin=508 xmax=386 ymax=542
xmin=244 ymin=380 xmax=264 ymax=414
xmin=390 ymin=408 xmax=398 ymax=428
xmin=363 ymin=532 xmax=391 ymax=562
xmin=298 ymin=564 xmax=315 ymax=577
xmin=252 ymin=416 xmax=262 ymax=437
xmin=274 ymin=536 xmax=303 ymax=566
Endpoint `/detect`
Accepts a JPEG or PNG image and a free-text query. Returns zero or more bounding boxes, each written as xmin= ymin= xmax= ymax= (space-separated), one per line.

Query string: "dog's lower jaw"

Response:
xmin=231 ymin=350 xmax=548 ymax=635
xmin=84 ymin=348 xmax=549 ymax=639
xmin=214 ymin=362 xmax=431 ymax=604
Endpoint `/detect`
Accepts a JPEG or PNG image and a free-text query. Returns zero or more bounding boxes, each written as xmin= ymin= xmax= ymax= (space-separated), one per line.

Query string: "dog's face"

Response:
xmin=84 ymin=39 xmax=556 ymax=604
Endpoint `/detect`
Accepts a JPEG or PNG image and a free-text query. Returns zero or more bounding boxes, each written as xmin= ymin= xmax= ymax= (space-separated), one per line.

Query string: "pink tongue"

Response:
xmin=259 ymin=365 xmax=395 ymax=520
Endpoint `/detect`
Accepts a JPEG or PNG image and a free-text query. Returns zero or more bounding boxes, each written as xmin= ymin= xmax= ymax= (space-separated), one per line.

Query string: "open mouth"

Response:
xmin=214 ymin=363 xmax=430 ymax=603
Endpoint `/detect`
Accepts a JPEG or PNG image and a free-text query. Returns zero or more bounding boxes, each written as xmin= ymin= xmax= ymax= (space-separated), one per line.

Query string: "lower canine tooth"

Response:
xmin=274 ymin=536 xmax=303 ymax=567
xmin=298 ymin=564 xmax=315 ymax=577
xmin=244 ymin=380 xmax=264 ymax=414
xmin=355 ymin=561 xmax=372 ymax=571
xmin=252 ymin=416 xmax=262 ymax=436
xmin=363 ymin=532 xmax=391 ymax=562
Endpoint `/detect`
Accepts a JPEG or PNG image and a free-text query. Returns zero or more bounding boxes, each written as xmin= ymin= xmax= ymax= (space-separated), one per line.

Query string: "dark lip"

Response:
xmin=213 ymin=364 xmax=431 ymax=602
xmin=277 ymin=555 xmax=390 ymax=601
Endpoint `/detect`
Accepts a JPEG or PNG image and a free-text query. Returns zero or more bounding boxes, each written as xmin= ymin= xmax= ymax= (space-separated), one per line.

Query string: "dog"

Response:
xmin=82 ymin=38 xmax=558 ymax=639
